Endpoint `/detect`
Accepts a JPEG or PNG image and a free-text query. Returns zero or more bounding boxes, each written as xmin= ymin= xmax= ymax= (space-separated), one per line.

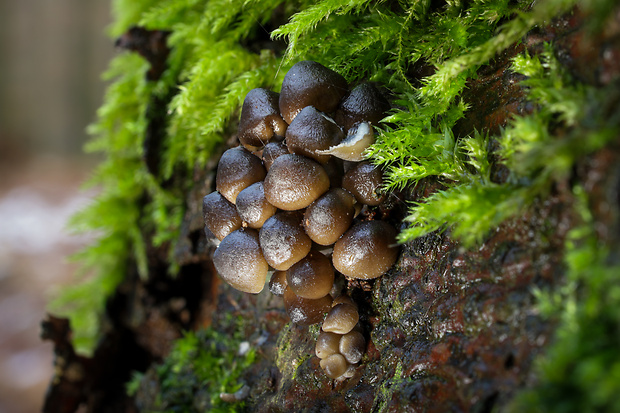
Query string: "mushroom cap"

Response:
xmin=279 ymin=60 xmax=348 ymax=124
xmin=319 ymin=353 xmax=349 ymax=379
xmin=235 ymin=181 xmax=277 ymax=229
xmin=283 ymin=286 xmax=332 ymax=325
xmin=213 ymin=228 xmax=268 ymax=294
xmin=238 ymin=88 xmax=288 ymax=151
xmin=285 ymin=106 xmax=345 ymax=164
xmin=339 ymin=330 xmax=366 ymax=364
xmin=332 ymin=220 xmax=399 ymax=279
xmin=261 ymin=141 xmax=289 ymax=171
xmin=303 ymin=188 xmax=356 ymax=246
xmin=269 ymin=270 xmax=288 ymax=296
xmin=286 ymin=250 xmax=335 ymax=299
xmin=341 ymin=161 xmax=386 ymax=206
xmin=322 ymin=303 xmax=359 ymax=334
xmin=315 ymin=330 xmax=341 ymax=359
xmin=263 ymin=154 xmax=330 ymax=211
xmin=334 ymin=82 xmax=391 ymax=132
xmin=259 ymin=211 xmax=312 ymax=271
xmin=216 ymin=147 xmax=266 ymax=204
xmin=202 ymin=191 xmax=242 ymax=241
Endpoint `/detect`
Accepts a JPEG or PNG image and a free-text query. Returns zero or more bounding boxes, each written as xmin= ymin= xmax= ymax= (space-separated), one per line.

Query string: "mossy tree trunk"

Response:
xmin=44 ymin=1 xmax=620 ymax=412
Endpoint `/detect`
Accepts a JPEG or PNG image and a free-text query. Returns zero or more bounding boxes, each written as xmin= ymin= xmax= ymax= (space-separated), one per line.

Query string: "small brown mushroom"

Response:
xmin=202 ymin=191 xmax=242 ymax=240
xmin=213 ymin=228 xmax=268 ymax=294
xmin=322 ymin=303 xmax=359 ymax=335
xmin=261 ymin=141 xmax=289 ymax=171
xmin=315 ymin=330 xmax=341 ymax=359
xmin=283 ymin=286 xmax=332 ymax=325
xmin=286 ymin=250 xmax=335 ymax=299
xmin=216 ymin=147 xmax=266 ymax=204
xmin=334 ymin=82 xmax=391 ymax=132
xmin=269 ymin=270 xmax=288 ymax=296
xmin=319 ymin=353 xmax=349 ymax=379
xmin=279 ymin=60 xmax=348 ymax=124
xmin=341 ymin=161 xmax=386 ymax=206
xmin=339 ymin=330 xmax=366 ymax=364
xmin=235 ymin=181 xmax=277 ymax=229
xmin=332 ymin=220 xmax=399 ymax=279
xmin=285 ymin=106 xmax=345 ymax=164
xmin=263 ymin=154 xmax=330 ymax=211
xmin=303 ymin=189 xmax=356 ymax=246
xmin=259 ymin=211 xmax=312 ymax=270
xmin=238 ymin=88 xmax=288 ymax=151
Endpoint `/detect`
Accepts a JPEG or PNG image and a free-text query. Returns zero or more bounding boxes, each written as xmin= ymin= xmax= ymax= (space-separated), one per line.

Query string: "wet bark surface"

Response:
xmin=43 ymin=7 xmax=620 ymax=413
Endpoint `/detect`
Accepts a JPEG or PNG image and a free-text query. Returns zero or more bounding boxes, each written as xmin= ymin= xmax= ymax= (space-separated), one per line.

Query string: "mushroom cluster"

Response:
xmin=202 ymin=60 xmax=399 ymax=380
xmin=316 ymin=295 xmax=365 ymax=379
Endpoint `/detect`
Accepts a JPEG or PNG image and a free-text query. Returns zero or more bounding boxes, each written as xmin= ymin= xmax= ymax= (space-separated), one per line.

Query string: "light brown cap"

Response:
xmin=213 ymin=228 xmax=268 ymax=294
xmin=339 ymin=330 xmax=366 ymax=364
xmin=332 ymin=220 xmax=399 ymax=279
xmin=315 ymin=331 xmax=341 ymax=359
xmin=263 ymin=154 xmax=330 ymax=211
xmin=286 ymin=250 xmax=335 ymax=299
xmin=259 ymin=211 xmax=312 ymax=270
xmin=322 ymin=303 xmax=359 ymax=335
xmin=319 ymin=354 xmax=349 ymax=380
xmin=303 ymin=189 xmax=356 ymax=246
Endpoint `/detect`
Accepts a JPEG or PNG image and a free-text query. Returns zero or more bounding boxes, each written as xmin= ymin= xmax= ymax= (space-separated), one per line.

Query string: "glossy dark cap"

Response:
xmin=216 ymin=147 xmax=266 ymax=204
xmin=342 ymin=161 xmax=386 ymax=206
xmin=335 ymin=82 xmax=390 ymax=132
xmin=238 ymin=88 xmax=288 ymax=151
xmin=261 ymin=141 xmax=289 ymax=171
xmin=202 ymin=191 xmax=242 ymax=240
xmin=279 ymin=60 xmax=348 ymax=124
xmin=285 ymin=106 xmax=345 ymax=164
xmin=235 ymin=181 xmax=277 ymax=229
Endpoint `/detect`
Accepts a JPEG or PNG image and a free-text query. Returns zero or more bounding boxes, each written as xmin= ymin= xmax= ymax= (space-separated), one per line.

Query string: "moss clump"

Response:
xmin=510 ymin=187 xmax=620 ymax=412
xmin=127 ymin=318 xmax=256 ymax=412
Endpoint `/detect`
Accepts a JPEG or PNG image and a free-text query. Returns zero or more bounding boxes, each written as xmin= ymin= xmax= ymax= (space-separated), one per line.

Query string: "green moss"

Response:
xmin=510 ymin=187 xmax=620 ymax=412
xmin=128 ymin=317 xmax=256 ymax=412
xmin=395 ymin=44 xmax=616 ymax=247
xmin=372 ymin=361 xmax=405 ymax=412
